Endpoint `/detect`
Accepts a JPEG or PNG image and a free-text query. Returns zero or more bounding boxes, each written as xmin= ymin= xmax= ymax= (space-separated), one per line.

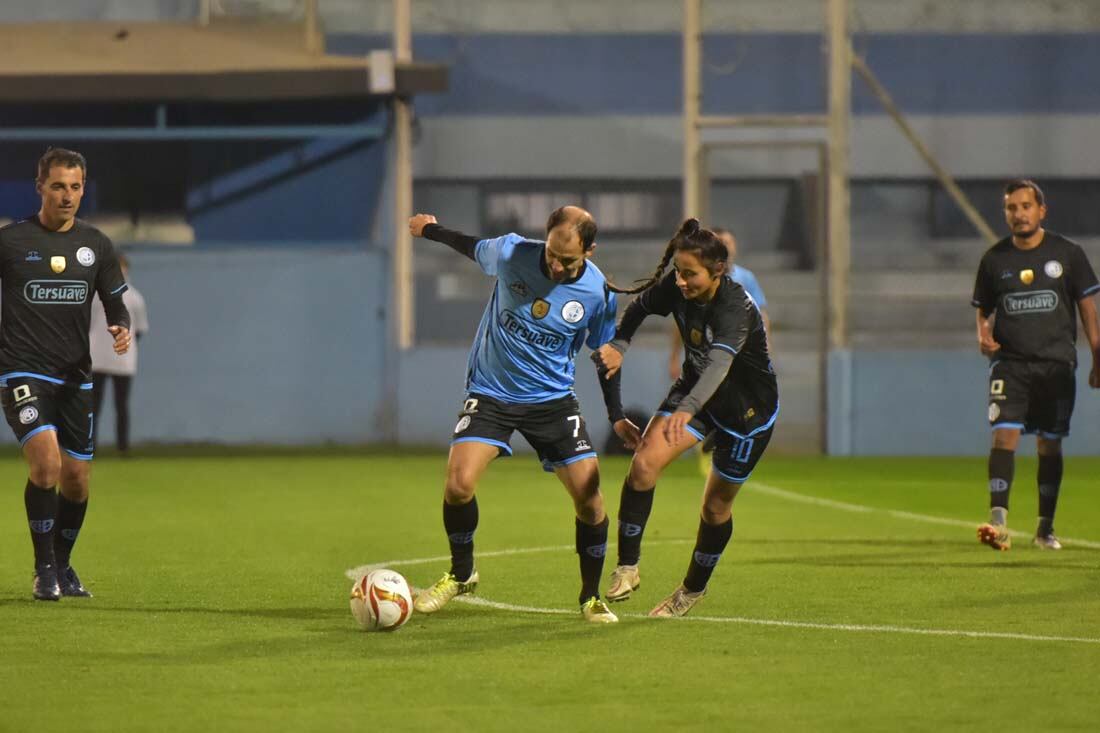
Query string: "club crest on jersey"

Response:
xmin=531 ymin=298 xmax=550 ymax=319
xmin=561 ymin=300 xmax=585 ymax=324
xmin=19 ymin=406 xmax=38 ymax=425
xmin=51 ymin=256 xmax=66 ymax=273
xmin=76 ymin=247 xmax=96 ymax=267
xmin=1044 ymin=260 xmax=1063 ymax=279
xmin=690 ymin=328 xmax=703 ymax=346
xmin=1019 ymin=269 xmax=1034 ymax=285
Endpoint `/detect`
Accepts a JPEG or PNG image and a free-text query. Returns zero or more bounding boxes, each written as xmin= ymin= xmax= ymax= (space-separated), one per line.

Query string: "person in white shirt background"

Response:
xmin=89 ymin=254 xmax=149 ymax=455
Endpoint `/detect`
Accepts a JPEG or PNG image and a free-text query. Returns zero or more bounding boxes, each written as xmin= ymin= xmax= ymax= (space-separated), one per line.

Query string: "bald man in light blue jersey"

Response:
xmin=407 ymin=206 xmax=641 ymax=624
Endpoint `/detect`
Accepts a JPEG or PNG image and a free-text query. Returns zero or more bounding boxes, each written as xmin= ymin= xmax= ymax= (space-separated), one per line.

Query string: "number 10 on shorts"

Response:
xmin=729 ymin=436 xmax=754 ymax=464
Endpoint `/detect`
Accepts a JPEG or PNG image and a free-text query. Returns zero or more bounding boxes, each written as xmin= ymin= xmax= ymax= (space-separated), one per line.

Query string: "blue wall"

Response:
xmin=14 ymin=247 xmax=394 ymax=448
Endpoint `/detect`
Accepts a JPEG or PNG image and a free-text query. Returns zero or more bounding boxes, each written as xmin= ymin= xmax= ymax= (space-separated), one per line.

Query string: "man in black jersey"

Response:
xmin=972 ymin=180 xmax=1100 ymax=551
xmin=1 ymin=148 xmax=131 ymax=600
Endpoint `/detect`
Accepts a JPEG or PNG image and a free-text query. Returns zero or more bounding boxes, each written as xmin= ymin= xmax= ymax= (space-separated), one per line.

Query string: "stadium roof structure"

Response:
xmin=0 ymin=20 xmax=446 ymax=102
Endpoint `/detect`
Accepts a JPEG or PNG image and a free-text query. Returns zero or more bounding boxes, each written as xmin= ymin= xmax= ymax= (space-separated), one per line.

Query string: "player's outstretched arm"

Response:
xmin=409 ymin=213 xmax=479 ymax=261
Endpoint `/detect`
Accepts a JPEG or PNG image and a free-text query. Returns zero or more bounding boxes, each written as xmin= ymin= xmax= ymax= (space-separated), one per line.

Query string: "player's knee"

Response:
xmin=574 ymin=491 xmax=605 ymax=525
xmin=1036 ymin=437 xmax=1062 ymax=456
xmin=443 ymin=472 xmax=477 ymax=503
xmin=701 ymin=499 xmax=732 ymax=525
xmin=29 ymin=455 xmax=62 ymax=488
xmin=60 ymin=465 xmax=90 ymax=499
xmin=991 ymin=430 xmax=1019 ymax=451
xmin=627 ymin=451 xmax=662 ymax=488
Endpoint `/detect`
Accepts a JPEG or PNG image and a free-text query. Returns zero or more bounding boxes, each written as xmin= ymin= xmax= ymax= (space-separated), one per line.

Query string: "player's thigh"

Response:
xmin=56 ymin=384 xmax=95 ymax=460
xmin=517 ymin=396 xmax=596 ymax=473
xmin=987 ymin=360 xmax=1029 ymax=430
xmin=709 ymin=425 xmax=774 ymax=486
xmin=629 ymin=414 xmax=701 ymax=483
xmin=553 ymin=456 xmax=601 ymax=506
xmin=445 ymin=440 xmax=500 ymax=499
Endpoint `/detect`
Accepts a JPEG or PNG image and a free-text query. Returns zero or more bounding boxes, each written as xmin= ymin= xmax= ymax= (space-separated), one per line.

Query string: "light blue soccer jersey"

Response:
xmin=730 ymin=264 xmax=767 ymax=310
xmin=466 ymin=234 xmax=617 ymax=403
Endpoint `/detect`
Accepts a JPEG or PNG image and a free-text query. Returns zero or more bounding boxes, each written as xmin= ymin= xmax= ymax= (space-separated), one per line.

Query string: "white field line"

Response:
xmin=751 ymin=481 xmax=1100 ymax=549
xmin=446 ymin=595 xmax=1100 ymax=644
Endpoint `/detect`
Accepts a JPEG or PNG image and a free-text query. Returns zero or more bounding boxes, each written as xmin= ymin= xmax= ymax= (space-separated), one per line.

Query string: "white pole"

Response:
xmin=393 ymin=0 xmax=414 ymax=350
xmin=683 ymin=0 xmax=702 ymax=221
xmin=826 ymin=0 xmax=850 ymax=352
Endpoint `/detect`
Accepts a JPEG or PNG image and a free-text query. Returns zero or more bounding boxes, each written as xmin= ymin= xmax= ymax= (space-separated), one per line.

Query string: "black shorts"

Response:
xmin=451 ymin=393 xmax=596 ymax=472
xmin=988 ymin=359 xmax=1075 ymax=438
xmin=656 ymin=388 xmax=777 ymax=484
xmin=0 ymin=374 xmax=95 ymax=460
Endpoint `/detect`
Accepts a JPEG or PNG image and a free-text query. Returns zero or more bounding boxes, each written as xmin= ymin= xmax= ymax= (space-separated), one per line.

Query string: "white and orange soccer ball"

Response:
xmin=349 ymin=569 xmax=413 ymax=631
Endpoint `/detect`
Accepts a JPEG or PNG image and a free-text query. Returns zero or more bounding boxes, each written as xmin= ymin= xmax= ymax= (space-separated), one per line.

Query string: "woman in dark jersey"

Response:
xmin=594 ymin=219 xmax=778 ymax=617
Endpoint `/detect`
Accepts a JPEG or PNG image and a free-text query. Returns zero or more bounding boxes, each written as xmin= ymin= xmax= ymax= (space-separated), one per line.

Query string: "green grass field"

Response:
xmin=1 ymin=450 xmax=1099 ymax=732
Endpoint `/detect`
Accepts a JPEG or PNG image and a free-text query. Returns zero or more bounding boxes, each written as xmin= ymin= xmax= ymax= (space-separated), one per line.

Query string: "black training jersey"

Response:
xmin=0 ymin=217 xmax=129 ymax=382
xmin=638 ymin=271 xmax=778 ymax=427
xmin=972 ymin=232 xmax=1100 ymax=365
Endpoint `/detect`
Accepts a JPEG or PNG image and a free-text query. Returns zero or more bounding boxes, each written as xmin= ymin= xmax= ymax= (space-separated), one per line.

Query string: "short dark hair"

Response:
xmin=546 ymin=206 xmax=597 ymax=251
xmin=37 ymin=147 xmax=86 ymax=184
xmin=1004 ymin=179 xmax=1044 ymax=207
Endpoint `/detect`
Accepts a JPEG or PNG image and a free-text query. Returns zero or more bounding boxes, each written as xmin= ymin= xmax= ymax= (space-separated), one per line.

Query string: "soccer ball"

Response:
xmin=349 ymin=569 xmax=413 ymax=631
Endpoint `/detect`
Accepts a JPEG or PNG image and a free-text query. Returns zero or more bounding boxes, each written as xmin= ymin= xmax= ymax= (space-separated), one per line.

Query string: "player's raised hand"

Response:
xmin=108 ymin=325 xmax=131 ymax=355
xmin=1090 ymin=362 xmax=1100 ymax=389
xmin=613 ymin=417 xmax=642 ymax=450
xmin=591 ymin=344 xmax=623 ymax=378
xmin=409 ymin=213 xmax=437 ymax=237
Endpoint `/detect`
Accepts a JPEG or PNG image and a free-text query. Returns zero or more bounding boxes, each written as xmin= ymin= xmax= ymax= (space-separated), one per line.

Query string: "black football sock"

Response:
xmin=443 ymin=497 xmax=478 ymax=582
xmin=683 ymin=517 xmax=733 ymax=593
xmin=24 ymin=480 xmax=58 ymax=568
xmin=54 ymin=494 xmax=89 ymax=569
xmin=576 ymin=516 xmax=609 ymax=605
xmin=1037 ymin=453 xmax=1063 ymax=536
xmin=616 ymin=479 xmax=655 ymax=566
xmin=988 ymin=448 xmax=1014 ymax=525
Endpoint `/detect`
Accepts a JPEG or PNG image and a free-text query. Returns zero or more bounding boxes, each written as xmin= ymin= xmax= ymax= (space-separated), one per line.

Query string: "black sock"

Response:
xmin=1037 ymin=453 xmax=1063 ymax=536
xmin=988 ymin=448 xmax=1014 ymax=520
xmin=24 ymin=480 xmax=58 ymax=568
xmin=443 ymin=498 xmax=478 ymax=582
xmin=683 ymin=517 xmax=733 ymax=593
xmin=616 ymin=479 xmax=654 ymax=566
xmin=54 ymin=494 xmax=89 ymax=569
xmin=576 ymin=516 xmax=609 ymax=605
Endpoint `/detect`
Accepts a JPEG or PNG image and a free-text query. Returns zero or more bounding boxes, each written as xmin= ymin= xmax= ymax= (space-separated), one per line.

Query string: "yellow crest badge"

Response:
xmin=1020 ymin=269 xmax=1034 ymax=285
xmin=50 ymin=256 xmax=66 ymax=273
xmin=690 ymin=328 xmax=703 ymax=346
xmin=531 ymin=298 xmax=550 ymax=319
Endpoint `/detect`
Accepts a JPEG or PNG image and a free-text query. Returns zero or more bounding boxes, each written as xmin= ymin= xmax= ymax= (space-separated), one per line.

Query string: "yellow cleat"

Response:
xmin=648 ymin=585 xmax=706 ymax=618
xmin=581 ymin=597 xmax=619 ymax=624
xmin=413 ymin=570 xmax=479 ymax=614
xmin=977 ymin=523 xmax=1011 ymax=551
xmin=606 ymin=564 xmax=641 ymax=602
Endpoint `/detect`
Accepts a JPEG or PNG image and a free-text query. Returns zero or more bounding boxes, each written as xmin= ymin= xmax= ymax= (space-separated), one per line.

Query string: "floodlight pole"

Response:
xmin=393 ymin=0 xmax=414 ymax=349
xmin=683 ymin=0 xmax=704 ymax=221
xmin=826 ymin=0 xmax=851 ymax=353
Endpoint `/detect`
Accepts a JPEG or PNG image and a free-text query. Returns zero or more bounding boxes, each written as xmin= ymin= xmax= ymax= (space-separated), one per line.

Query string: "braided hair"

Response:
xmin=607 ymin=218 xmax=727 ymax=294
